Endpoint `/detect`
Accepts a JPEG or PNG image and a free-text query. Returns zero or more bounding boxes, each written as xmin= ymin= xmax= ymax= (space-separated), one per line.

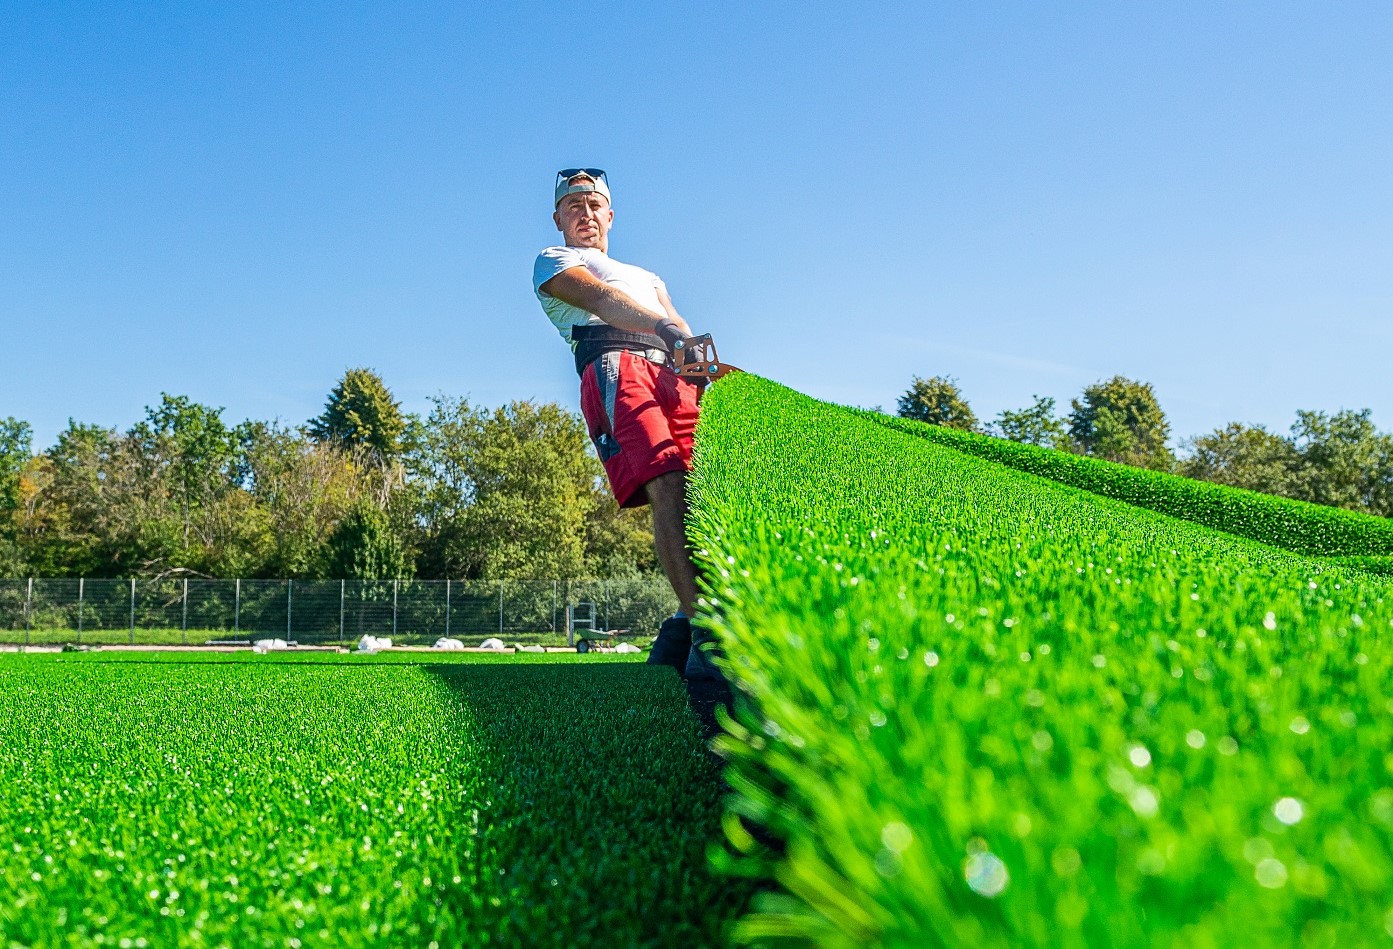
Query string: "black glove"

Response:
xmin=654 ymin=319 xmax=688 ymax=352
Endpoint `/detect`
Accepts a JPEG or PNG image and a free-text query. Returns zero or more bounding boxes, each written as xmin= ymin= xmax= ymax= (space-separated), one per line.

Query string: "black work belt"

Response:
xmin=570 ymin=324 xmax=669 ymax=375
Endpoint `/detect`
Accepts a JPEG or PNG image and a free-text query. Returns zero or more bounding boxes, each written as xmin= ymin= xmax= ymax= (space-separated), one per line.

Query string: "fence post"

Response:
xmin=604 ymin=579 xmax=609 ymax=632
xmin=445 ymin=580 xmax=451 ymax=639
xmin=286 ymin=580 xmax=293 ymax=641
xmin=77 ymin=577 xmax=85 ymax=643
xmin=24 ymin=578 xmax=32 ymax=648
xmin=129 ymin=578 xmax=136 ymax=644
xmin=339 ymin=579 xmax=345 ymax=645
xmin=181 ymin=578 xmax=189 ymax=645
xmin=234 ymin=579 xmax=241 ymax=635
xmin=552 ymin=579 xmax=557 ymax=634
xmin=393 ymin=579 xmax=399 ymax=639
xmin=499 ymin=581 xmax=504 ymax=636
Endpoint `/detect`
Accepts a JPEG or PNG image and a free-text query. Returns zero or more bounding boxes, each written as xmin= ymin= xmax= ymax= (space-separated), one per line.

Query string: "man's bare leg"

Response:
xmin=645 ymin=469 xmax=698 ymax=616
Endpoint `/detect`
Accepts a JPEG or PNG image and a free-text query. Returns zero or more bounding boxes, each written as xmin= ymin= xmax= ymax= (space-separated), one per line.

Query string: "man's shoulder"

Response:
xmin=535 ymin=244 xmax=590 ymax=263
xmin=533 ymin=246 xmax=595 ymax=295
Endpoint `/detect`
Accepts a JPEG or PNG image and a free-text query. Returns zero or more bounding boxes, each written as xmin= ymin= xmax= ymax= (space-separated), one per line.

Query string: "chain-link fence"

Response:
xmin=0 ymin=576 xmax=677 ymax=647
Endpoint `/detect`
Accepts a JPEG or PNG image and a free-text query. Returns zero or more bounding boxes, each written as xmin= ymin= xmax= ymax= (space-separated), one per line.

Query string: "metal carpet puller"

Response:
xmin=655 ymin=323 xmax=741 ymax=383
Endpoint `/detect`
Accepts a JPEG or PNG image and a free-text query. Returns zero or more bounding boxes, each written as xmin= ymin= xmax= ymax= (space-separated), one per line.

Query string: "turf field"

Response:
xmin=691 ymin=375 xmax=1393 ymax=947
xmin=7 ymin=374 xmax=1392 ymax=947
xmin=0 ymin=652 xmax=749 ymax=947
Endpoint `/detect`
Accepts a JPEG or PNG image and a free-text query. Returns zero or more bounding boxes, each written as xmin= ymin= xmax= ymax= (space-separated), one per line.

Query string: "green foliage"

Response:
xmin=133 ymin=394 xmax=236 ymax=509
xmin=18 ymin=410 xmax=269 ymax=579
xmin=990 ymin=395 xmax=1068 ymax=449
xmin=404 ymin=396 xmax=652 ymax=581
xmin=0 ymin=417 xmax=30 ymax=513
xmin=1178 ymin=413 xmax=1393 ymax=519
xmin=1068 ymin=375 xmax=1173 ymax=469
xmin=15 ymin=423 xmax=117 ymax=576
xmin=896 ymin=375 xmax=977 ymax=431
xmin=0 ymin=419 xmax=30 ymax=575
xmin=318 ymin=501 xmax=409 ymax=580
xmin=0 ymin=654 xmax=744 ymax=945
xmin=308 ymin=368 xmax=407 ymax=461
xmin=690 ymin=374 xmax=1393 ymax=946
xmin=1288 ymin=409 xmax=1393 ymax=516
xmin=1177 ymin=422 xmax=1298 ymax=497
xmin=7 ymin=376 xmax=655 ymax=581
xmin=237 ymin=421 xmax=361 ymax=576
xmin=870 ymin=411 xmax=1393 ymax=558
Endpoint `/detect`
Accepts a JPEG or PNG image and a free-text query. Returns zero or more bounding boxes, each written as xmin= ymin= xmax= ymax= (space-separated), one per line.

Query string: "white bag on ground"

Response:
xmin=357 ymin=635 xmax=393 ymax=653
xmin=615 ymin=642 xmax=641 ymax=654
xmin=253 ymin=638 xmax=289 ymax=654
xmin=433 ymin=637 xmax=465 ymax=650
xmin=479 ymin=638 xmax=506 ymax=650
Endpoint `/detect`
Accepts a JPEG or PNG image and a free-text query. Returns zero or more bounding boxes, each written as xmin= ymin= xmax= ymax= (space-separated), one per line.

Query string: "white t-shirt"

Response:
xmin=532 ymin=246 xmax=668 ymax=350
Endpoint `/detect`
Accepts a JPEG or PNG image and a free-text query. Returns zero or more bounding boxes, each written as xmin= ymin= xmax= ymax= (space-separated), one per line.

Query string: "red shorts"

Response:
xmin=579 ymin=351 xmax=702 ymax=508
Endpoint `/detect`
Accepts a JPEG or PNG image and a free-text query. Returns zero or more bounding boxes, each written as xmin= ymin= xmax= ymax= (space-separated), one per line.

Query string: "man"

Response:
xmin=532 ymin=169 xmax=719 ymax=680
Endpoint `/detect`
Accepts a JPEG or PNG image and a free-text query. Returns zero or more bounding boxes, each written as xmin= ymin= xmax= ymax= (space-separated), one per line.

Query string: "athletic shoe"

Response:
xmin=684 ymin=626 xmax=725 ymax=682
xmin=647 ymin=616 xmax=691 ymax=671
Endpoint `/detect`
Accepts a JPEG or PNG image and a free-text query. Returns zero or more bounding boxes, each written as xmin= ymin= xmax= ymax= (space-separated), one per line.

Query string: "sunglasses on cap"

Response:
xmin=554 ymin=168 xmax=612 ymax=208
xmin=556 ymin=167 xmax=607 ymax=183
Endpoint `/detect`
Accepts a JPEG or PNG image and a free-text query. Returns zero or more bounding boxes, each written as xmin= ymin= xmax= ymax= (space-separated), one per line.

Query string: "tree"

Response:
xmin=897 ymin=376 xmax=977 ymax=430
xmin=236 ymin=421 xmax=364 ymax=577
xmin=132 ymin=395 xmax=237 ymax=538
xmin=308 ymin=368 xmax=406 ymax=462
xmin=18 ymin=422 xmax=126 ymax=576
xmin=0 ymin=417 xmax=30 ymax=512
xmin=403 ymin=396 xmax=652 ymax=581
xmin=1068 ymin=376 xmax=1173 ymax=469
xmin=990 ymin=396 xmax=1068 ymax=449
xmin=0 ymin=418 xmax=30 ymax=575
xmin=317 ymin=500 xmax=409 ymax=580
xmin=1287 ymin=409 xmax=1393 ymax=516
xmin=1176 ymin=423 xmax=1298 ymax=496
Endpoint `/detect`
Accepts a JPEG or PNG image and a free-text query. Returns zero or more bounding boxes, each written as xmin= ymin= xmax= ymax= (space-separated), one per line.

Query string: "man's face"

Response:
xmin=553 ymin=191 xmax=613 ymax=251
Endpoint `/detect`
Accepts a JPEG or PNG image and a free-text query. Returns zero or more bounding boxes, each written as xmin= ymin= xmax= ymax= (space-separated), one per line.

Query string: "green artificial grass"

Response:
xmin=0 ymin=653 xmax=748 ymax=947
xmin=690 ymin=374 xmax=1393 ymax=947
xmin=1326 ymin=556 xmax=1393 ymax=578
xmin=862 ymin=410 xmax=1393 ymax=559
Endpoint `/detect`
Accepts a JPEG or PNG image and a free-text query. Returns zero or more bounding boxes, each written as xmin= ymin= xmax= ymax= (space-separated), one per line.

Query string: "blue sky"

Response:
xmin=3 ymin=2 xmax=1390 ymax=450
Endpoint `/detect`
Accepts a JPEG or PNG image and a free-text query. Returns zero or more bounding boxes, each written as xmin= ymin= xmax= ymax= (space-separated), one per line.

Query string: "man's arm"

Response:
xmin=540 ymin=267 xmax=693 ymax=338
xmin=656 ymin=285 xmax=684 ymax=326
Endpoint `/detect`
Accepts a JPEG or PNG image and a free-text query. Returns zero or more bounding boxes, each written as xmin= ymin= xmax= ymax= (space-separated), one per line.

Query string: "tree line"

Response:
xmin=0 ymin=369 xmax=655 ymax=580
xmin=896 ymin=375 xmax=1393 ymax=517
xmin=5 ymin=369 xmax=1385 ymax=581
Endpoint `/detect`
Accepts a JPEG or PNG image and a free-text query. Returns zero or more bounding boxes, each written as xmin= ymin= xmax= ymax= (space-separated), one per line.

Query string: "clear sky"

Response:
xmin=3 ymin=2 xmax=1390 ymax=450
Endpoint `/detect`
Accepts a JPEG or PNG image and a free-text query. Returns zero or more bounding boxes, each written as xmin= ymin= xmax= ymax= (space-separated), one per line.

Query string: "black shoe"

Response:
xmin=684 ymin=626 xmax=725 ymax=682
xmin=647 ymin=616 xmax=691 ymax=671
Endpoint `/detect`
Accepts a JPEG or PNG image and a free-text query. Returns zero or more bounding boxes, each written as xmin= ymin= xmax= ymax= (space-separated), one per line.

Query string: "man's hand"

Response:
xmin=654 ymin=320 xmax=688 ymax=352
xmin=540 ymin=266 xmax=689 ymax=338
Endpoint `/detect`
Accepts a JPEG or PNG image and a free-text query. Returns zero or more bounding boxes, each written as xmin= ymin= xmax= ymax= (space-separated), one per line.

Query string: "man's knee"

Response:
xmin=644 ymin=469 xmax=688 ymax=508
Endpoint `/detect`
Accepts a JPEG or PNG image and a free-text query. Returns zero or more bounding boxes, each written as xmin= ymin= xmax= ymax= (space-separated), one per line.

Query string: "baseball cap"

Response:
xmin=554 ymin=168 xmax=611 ymax=207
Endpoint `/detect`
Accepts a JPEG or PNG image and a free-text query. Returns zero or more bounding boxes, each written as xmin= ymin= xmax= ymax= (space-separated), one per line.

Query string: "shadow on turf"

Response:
xmin=416 ymin=660 xmax=759 ymax=947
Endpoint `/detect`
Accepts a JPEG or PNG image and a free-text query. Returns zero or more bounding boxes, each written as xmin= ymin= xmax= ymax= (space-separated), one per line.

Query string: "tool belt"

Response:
xmin=570 ymin=324 xmax=669 ymax=375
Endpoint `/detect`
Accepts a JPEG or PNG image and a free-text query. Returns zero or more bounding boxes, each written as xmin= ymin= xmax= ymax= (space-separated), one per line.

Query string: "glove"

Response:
xmin=654 ymin=319 xmax=688 ymax=352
